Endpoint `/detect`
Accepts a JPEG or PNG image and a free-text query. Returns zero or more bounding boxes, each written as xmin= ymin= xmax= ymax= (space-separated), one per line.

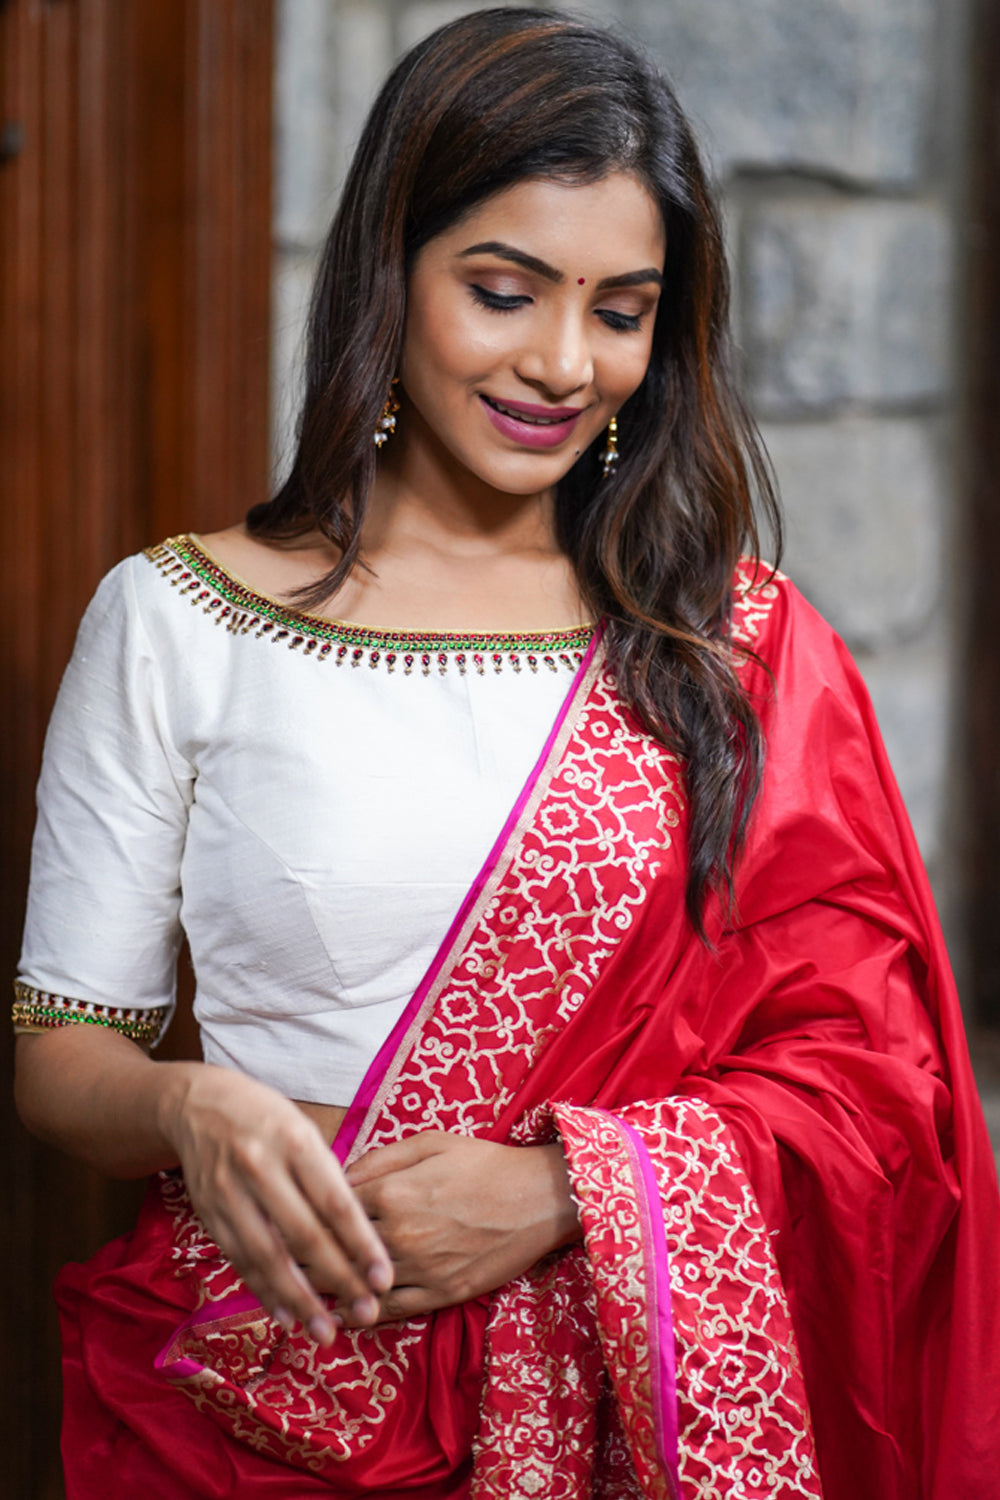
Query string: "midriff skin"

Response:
xmin=295 ymin=1100 xmax=349 ymax=1148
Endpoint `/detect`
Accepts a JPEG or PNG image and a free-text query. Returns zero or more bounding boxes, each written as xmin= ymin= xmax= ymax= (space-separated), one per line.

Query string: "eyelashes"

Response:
xmin=469 ymin=284 xmax=643 ymax=332
xmin=469 ymin=285 xmax=531 ymax=314
xmin=598 ymin=309 xmax=642 ymax=332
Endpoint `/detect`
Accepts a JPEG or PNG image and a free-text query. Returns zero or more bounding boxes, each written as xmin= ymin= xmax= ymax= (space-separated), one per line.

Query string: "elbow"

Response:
xmin=13 ymin=1033 xmax=49 ymax=1138
xmin=12 ymin=1031 xmax=86 ymax=1155
xmin=13 ymin=1027 xmax=179 ymax=1180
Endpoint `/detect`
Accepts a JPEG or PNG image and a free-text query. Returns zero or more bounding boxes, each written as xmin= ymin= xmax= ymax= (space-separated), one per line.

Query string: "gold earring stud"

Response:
xmin=374 ymin=379 xmax=400 ymax=448
xmin=600 ymin=414 xmax=619 ymax=478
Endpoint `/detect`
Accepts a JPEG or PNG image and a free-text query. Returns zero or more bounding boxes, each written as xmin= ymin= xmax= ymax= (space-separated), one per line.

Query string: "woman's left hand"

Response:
xmin=318 ymin=1132 xmax=580 ymax=1322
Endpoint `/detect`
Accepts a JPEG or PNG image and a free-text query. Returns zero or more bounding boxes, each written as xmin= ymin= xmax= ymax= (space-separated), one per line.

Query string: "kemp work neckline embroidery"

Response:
xmin=144 ymin=536 xmax=595 ymax=676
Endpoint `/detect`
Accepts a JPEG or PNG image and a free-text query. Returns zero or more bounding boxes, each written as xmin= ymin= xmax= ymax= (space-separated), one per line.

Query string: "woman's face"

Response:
xmin=396 ymin=172 xmax=665 ymax=497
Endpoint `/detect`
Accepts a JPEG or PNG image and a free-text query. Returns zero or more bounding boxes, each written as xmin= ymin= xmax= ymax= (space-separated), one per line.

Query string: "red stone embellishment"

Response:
xmin=144 ymin=539 xmax=595 ymax=677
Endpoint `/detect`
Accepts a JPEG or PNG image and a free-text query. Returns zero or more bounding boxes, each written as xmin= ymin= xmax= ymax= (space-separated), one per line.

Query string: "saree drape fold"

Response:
xmin=57 ymin=566 xmax=1000 ymax=1498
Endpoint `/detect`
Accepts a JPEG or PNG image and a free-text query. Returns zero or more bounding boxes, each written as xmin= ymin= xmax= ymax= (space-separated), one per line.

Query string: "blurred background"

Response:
xmin=2 ymin=1 xmax=998 ymax=1494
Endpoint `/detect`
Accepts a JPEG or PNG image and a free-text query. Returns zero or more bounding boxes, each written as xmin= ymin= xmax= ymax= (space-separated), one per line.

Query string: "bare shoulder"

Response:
xmin=193 ymin=524 xmax=338 ymax=605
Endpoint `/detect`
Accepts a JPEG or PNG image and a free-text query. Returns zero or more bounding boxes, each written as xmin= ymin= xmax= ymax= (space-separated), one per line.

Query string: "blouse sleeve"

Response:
xmin=14 ymin=558 xmax=194 ymax=1046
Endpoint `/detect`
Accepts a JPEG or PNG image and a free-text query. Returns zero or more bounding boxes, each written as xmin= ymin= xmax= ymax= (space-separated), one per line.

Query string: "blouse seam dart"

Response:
xmin=186 ymin=790 xmax=351 ymax=995
xmin=143 ymin=535 xmax=595 ymax=676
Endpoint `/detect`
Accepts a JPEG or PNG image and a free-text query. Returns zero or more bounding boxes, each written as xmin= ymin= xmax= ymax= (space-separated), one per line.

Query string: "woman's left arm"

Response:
xmin=321 ymin=1133 xmax=580 ymax=1321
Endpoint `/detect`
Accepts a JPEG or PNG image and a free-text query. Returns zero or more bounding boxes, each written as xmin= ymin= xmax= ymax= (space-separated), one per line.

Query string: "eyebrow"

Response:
xmin=456 ymin=240 xmax=664 ymax=291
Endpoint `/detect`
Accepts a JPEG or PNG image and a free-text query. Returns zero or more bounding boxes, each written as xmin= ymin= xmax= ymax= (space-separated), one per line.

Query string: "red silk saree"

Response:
xmin=57 ymin=565 xmax=1000 ymax=1498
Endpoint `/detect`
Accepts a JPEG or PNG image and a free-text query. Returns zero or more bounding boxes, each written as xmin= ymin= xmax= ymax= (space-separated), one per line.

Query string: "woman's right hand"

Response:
xmin=158 ymin=1062 xmax=392 ymax=1343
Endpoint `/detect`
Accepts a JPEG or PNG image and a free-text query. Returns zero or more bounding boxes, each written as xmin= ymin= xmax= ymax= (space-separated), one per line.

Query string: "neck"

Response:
xmin=369 ymin=403 xmax=560 ymax=562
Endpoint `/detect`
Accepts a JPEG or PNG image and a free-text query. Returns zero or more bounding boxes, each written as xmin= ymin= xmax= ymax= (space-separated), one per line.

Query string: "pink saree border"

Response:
xmin=333 ymin=626 xmax=606 ymax=1166
xmin=155 ymin=630 xmax=605 ymax=1368
xmin=618 ymin=1118 xmax=681 ymax=1498
xmin=145 ymin=562 xmax=809 ymax=1481
xmin=155 ymin=1292 xmax=263 ymax=1376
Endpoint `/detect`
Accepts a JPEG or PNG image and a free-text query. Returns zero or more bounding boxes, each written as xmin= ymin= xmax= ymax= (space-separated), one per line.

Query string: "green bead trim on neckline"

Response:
xmin=144 ymin=535 xmax=595 ymax=676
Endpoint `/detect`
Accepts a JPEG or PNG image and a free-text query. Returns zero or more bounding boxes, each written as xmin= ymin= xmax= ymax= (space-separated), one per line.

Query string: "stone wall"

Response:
xmin=273 ymin=0 xmax=970 ymax=958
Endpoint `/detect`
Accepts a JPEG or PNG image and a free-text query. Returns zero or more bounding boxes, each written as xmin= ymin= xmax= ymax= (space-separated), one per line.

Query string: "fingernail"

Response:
xmin=308 ymin=1314 xmax=336 ymax=1345
xmin=369 ymin=1261 xmax=393 ymax=1293
xmin=352 ymin=1294 xmax=378 ymax=1323
xmin=273 ymin=1306 xmax=295 ymax=1333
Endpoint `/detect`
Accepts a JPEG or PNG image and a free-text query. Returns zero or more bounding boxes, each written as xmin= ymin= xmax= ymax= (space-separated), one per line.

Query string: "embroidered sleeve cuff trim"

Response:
xmin=12 ymin=981 xmax=169 ymax=1046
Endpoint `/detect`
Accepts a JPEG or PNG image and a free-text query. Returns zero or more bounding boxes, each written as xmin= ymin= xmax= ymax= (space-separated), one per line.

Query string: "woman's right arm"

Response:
xmin=15 ymin=558 xmax=390 ymax=1340
xmin=15 ymin=1025 xmax=390 ymax=1340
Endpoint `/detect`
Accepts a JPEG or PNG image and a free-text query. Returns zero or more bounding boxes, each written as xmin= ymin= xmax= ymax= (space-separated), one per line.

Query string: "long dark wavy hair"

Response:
xmin=248 ymin=7 xmax=781 ymax=935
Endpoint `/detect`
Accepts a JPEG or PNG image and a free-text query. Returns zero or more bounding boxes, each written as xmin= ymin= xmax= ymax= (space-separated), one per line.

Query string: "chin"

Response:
xmin=474 ymin=452 xmax=584 ymax=497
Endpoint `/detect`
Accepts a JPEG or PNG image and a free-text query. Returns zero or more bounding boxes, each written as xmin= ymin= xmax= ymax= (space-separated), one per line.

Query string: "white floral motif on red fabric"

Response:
xmin=554 ymin=1100 xmax=823 ymax=1499
xmin=157 ymin=659 xmax=686 ymax=1474
xmin=730 ymin=558 xmax=784 ymax=654
xmin=157 ymin=569 xmax=794 ymax=1486
xmin=472 ymin=1248 xmax=606 ymax=1498
xmin=354 ymin=665 xmax=686 ymax=1155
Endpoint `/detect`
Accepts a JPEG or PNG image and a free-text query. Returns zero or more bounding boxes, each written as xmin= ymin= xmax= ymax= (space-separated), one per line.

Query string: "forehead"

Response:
xmin=428 ymin=173 xmax=666 ymax=272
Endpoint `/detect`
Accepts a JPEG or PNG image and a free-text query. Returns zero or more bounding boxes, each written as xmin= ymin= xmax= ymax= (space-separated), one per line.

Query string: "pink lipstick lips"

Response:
xmin=478 ymin=393 xmax=584 ymax=449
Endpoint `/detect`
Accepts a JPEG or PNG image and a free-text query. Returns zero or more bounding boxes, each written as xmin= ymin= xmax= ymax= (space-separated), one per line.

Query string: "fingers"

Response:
xmin=294 ymin=1138 xmax=393 ymax=1292
xmin=237 ymin=1133 xmax=391 ymax=1313
xmin=209 ymin=1202 xmax=341 ymax=1344
xmin=180 ymin=1096 xmax=394 ymax=1343
xmin=377 ymin=1285 xmax=447 ymax=1322
xmin=346 ymin=1131 xmax=449 ymax=1187
xmin=337 ymin=1283 xmax=450 ymax=1327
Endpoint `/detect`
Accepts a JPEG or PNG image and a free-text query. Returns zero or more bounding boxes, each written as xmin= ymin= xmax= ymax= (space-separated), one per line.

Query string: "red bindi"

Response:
xmin=577 ymin=277 xmax=586 ymax=285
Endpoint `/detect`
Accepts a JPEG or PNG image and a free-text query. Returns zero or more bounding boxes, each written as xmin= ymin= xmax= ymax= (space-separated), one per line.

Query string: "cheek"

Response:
xmin=605 ymin=338 xmax=656 ymax=404
xmin=438 ymin=315 xmax=519 ymax=381
xmin=403 ymin=291 xmax=506 ymax=394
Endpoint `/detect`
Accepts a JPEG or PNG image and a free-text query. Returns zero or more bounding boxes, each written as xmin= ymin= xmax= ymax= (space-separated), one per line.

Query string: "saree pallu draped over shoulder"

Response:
xmin=57 ymin=565 xmax=1000 ymax=1499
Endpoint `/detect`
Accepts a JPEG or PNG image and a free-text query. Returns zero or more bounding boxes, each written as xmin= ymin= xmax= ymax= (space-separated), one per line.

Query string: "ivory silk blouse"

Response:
xmin=15 ymin=536 xmax=594 ymax=1104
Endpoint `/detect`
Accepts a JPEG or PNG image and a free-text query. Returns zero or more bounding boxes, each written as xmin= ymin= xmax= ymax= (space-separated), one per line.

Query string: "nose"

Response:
xmin=514 ymin=303 xmax=593 ymax=400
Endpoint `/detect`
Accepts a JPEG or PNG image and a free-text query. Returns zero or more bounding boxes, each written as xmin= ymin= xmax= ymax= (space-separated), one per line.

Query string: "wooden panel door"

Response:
xmin=0 ymin=3 xmax=273 ymax=1495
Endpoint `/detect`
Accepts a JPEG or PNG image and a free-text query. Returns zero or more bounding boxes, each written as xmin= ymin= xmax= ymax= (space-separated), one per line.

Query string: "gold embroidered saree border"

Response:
xmin=341 ymin=643 xmax=609 ymax=1165
xmin=553 ymin=1099 xmax=823 ymax=1499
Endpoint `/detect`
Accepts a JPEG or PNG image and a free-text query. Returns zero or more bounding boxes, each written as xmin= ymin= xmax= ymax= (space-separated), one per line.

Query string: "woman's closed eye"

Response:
xmin=469 ymin=284 xmax=531 ymax=314
xmin=597 ymin=308 xmax=643 ymax=332
xmin=469 ymin=283 xmax=647 ymax=332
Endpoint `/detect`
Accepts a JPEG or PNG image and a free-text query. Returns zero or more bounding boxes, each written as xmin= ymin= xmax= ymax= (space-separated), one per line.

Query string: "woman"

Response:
xmin=13 ymin=8 xmax=1000 ymax=1498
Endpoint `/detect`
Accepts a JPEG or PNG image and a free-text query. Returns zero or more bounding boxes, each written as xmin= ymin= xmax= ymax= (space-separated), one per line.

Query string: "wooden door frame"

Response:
xmin=0 ymin=5 xmax=273 ymax=1495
